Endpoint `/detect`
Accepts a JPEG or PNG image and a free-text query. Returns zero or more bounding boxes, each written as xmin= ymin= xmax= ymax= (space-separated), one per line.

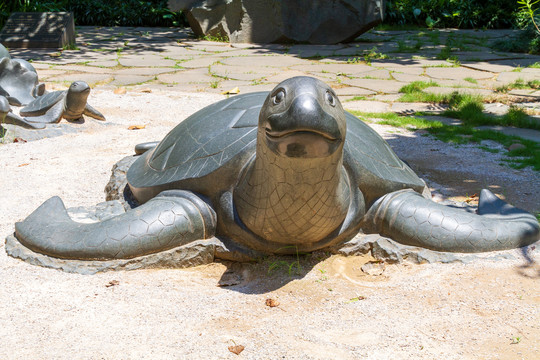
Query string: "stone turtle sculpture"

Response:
xmin=8 ymin=77 xmax=539 ymax=270
xmin=20 ymin=81 xmax=105 ymax=124
xmin=0 ymin=95 xmax=45 ymax=129
xmin=0 ymin=57 xmax=42 ymax=106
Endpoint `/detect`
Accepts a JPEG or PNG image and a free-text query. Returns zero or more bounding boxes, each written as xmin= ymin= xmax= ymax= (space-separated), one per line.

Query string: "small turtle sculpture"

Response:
xmin=0 ymin=95 xmax=45 ymax=129
xmin=9 ymin=77 xmax=539 ymax=270
xmin=0 ymin=57 xmax=40 ymax=106
xmin=20 ymin=81 xmax=105 ymax=124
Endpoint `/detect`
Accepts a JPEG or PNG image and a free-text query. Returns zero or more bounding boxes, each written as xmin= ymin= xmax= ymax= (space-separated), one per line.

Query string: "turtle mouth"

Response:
xmin=265 ymin=128 xmax=338 ymax=141
xmin=264 ymin=128 xmax=341 ymax=158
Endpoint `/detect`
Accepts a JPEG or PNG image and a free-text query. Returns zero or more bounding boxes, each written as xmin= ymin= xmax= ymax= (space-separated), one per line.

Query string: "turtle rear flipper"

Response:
xmin=84 ymin=103 xmax=105 ymax=121
xmin=14 ymin=190 xmax=217 ymax=260
xmin=363 ymin=189 xmax=539 ymax=252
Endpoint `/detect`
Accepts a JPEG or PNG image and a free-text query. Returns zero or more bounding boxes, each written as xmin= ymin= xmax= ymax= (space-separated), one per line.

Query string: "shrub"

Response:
xmin=0 ymin=0 xmax=188 ymax=28
xmin=385 ymin=0 xmax=519 ymax=29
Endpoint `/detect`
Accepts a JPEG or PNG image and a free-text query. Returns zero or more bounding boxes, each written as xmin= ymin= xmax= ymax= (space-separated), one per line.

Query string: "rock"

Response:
xmin=104 ymin=155 xmax=139 ymax=209
xmin=182 ymin=0 xmax=385 ymax=44
xmin=5 ymin=234 xmax=218 ymax=275
xmin=508 ymin=143 xmax=526 ymax=151
xmin=361 ymin=261 xmax=385 ymax=276
xmin=330 ymin=234 xmax=376 ymax=255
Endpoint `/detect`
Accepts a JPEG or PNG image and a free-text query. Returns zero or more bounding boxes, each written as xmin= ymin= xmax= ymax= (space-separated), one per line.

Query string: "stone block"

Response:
xmin=0 ymin=12 xmax=75 ymax=49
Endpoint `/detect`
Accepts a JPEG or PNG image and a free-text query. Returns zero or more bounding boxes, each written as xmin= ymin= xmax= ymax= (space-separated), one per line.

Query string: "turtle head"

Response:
xmin=259 ymin=76 xmax=346 ymax=158
xmin=64 ymin=81 xmax=91 ymax=119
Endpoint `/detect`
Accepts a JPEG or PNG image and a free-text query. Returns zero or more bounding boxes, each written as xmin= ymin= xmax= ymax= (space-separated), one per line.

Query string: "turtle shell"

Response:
xmin=20 ymin=90 xmax=65 ymax=116
xmin=127 ymin=92 xmax=425 ymax=204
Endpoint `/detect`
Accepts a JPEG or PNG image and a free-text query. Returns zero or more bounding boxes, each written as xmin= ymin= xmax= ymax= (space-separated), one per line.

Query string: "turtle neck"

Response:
xmin=234 ymin=134 xmax=350 ymax=245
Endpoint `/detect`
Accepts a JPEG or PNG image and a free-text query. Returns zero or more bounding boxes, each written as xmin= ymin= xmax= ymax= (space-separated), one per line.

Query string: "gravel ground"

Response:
xmin=1 ymin=89 xmax=538 ymax=360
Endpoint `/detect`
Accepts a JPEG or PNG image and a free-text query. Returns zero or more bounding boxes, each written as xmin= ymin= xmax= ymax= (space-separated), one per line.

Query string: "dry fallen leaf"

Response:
xmin=228 ymin=345 xmax=245 ymax=355
xmin=221 ymin=87 xmax=240 ymax=95
xmin=114 ymin=87 xmax=127 ymax=95
xmin=105 ymin=280 xmax=120 ymax=288
xmin=139 ymin=88 xmax=152 ymax=93
xmin=128 ymin=125 xmax=146 ymax=130
xmin=13 ymin=137 xmax=27 ymax=143
xmin=265 ymin=298 xmax=280 ymax=307
xmin=17 ymin=163 xmax=30 ymax=167
xmin=465 ymin=193 xmax=478 ymax=203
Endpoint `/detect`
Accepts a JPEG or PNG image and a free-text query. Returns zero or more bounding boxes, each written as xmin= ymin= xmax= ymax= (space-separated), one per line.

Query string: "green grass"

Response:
xmin=496 ymin=78 xmax=540 ymax=92
xmin=442 ymin=93 xmax=540 ymax=130
xmin=199 ymin=34 xmax=229 ymax=42
xmin=374 ymin=23 xmax=426 ymax=31
xmin=345 ymin=96 xmax=368 ymax=102
xmin=350 ymin=110 xmax=540 ymax=170
xmin=350 ymin=111 xmax=443 ymax=130
xmin=395 ymin=39 xmax=423 ymax=52
xmin=399 ymin=80 xmax=440 ymax=94
xmin=464 ymin=77 xmax=478 ymax=84
xmin=528 ymin=62 xmax=540 ymax=68
xmin=436 ymin=46 xmax=453 ymax=60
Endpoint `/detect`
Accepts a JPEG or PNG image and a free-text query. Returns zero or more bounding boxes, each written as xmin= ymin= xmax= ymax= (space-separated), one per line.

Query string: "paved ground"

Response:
xmin=7 ymin=27 xmax=540 ymax=142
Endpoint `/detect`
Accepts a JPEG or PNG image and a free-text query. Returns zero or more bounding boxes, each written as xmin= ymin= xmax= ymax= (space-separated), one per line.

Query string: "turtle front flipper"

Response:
xmin=23 ymin=101 xmax=64 ymax=124
xmin=13 ymin=190 xmax=217 ymax=260
xmin=362 ymin=189 xmax=539 ymax=252
xmin=84 ymin=103 xmax=105 ymax=121
xmin=5 ymin=111 xmax=46 ymax=129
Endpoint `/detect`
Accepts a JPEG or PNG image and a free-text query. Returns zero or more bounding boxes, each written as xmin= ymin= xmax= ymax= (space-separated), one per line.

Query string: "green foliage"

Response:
xmin=385 ymin=0 xmax=519 ymax=29
xmin=517 ymin=0 xmax=540 ymax=33
xmin=491 ymin=0 xmax=540 ymax=53
xmin=0 ymin=0 xmax=188 ymax=28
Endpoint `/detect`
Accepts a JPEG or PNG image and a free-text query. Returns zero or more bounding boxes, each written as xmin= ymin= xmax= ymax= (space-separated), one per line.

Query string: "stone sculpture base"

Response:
xmin=182 ymin=0 xmax=385 ymax=44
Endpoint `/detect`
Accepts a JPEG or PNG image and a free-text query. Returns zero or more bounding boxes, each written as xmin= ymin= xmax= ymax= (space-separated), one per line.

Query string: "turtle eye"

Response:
xmin=272 ymin=90 xmax=285 ymax=105
xmin=326 ymin=91 xmax=336 ymax=107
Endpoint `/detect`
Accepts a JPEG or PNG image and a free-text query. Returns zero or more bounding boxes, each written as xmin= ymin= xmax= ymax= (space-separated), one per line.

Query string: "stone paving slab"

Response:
xmin=344 ymin=100 xmax=390 ymax=113
xmin=47 ymin=73 xmax=114 ymax=86
xmin=391 ymin=102 xmax=449 ymax=114
xmin=425 ymin=67 xmax=494 ymax=80
xmin=221 ymin=55 xmax=311 ymax=67
xmin=333 ymin=86 xmax=376 ymax=97
xmin=119 ymin=55 xmax=176 ymax=67
xmin=109 ymin=75 xmax=154 ymax=86
xmin=179 ymin=57 xmax=224 ymax=68
xmin=341 ymin=79 xmax=405 ymax=94
xmin=389 ymin=73 xmax=427 ymax=83
xmin=423 ymin=86 xmax=494 ymax=97
xmin=496 ymin=71 xmax=540 ymax=84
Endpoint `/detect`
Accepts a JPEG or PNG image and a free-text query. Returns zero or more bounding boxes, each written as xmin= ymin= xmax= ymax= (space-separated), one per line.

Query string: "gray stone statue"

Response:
xmin=0 ymin=95 xmax=45 ymax=129
xmin=7 ymin=77 xmax=539 ymax=271
xmin=0 ymin=57 xmax=42 ymax=106
xmin=19 ymin=81 xmax=105 ymax=124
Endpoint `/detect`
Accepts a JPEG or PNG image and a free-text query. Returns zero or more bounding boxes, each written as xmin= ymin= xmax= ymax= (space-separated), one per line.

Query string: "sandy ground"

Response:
xmin=0 ymin=89 xmax=539 ymax=360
